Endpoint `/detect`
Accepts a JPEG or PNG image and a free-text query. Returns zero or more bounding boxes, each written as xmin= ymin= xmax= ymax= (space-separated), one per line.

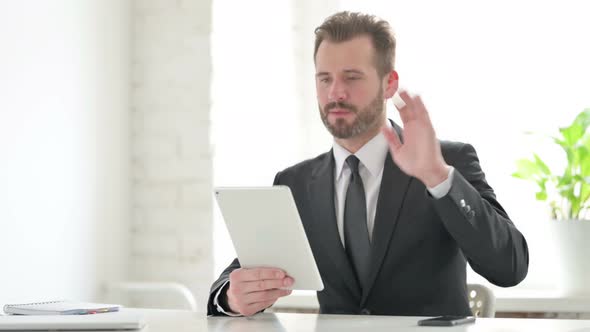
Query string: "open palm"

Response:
xmin=382 ymin=91 xmax=449 ymax=187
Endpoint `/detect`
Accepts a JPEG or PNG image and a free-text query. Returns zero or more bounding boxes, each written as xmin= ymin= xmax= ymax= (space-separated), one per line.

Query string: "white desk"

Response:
xmin=274 ymin=291 xmax=590 ymax=314
xmin=131 ymin=309 xmax=590 ymax=331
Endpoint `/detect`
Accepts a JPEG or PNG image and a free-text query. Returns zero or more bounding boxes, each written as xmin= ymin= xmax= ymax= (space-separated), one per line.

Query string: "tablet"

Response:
xmin=214 ymin=186 xmax=324 ymax=291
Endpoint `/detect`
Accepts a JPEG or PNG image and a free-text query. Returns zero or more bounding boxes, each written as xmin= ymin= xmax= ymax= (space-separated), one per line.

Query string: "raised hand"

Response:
xmin=381 ymin=90 xmax=450 ymax=188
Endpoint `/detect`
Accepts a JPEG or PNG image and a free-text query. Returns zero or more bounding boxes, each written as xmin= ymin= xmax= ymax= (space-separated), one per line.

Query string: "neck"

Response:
xmin=335 ymin=117 xmax=387 ymax=154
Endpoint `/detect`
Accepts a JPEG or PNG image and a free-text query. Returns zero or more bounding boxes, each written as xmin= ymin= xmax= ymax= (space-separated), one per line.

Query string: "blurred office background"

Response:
xmin=0 ymin=0 xmax=588 ymax=318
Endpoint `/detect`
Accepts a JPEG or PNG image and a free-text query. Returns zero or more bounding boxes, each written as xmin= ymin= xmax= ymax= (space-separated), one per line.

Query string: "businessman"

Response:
xmin=207 ymin=11 xmax=529 ymax=317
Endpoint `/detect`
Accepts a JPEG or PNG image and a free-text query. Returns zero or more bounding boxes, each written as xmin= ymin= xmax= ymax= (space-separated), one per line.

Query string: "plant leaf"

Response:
xmin=536 ymin=191 xmax=547 ymax=200
xmin=513 ymin=159 xmax=540 ymax=180
xmin=533 ymin=154 xmax=551 ymax=175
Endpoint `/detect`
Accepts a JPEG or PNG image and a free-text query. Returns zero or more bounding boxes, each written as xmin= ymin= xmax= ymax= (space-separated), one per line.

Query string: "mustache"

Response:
xmin=324 ymin=101 xmax=357 ymax=113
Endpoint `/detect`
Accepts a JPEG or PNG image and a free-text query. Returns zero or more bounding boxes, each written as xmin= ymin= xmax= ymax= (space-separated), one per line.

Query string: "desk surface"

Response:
xmin=133 ymin=309 xmax=590 ymax=332
xmin=274 ymin=291 xmax=590 ymax=313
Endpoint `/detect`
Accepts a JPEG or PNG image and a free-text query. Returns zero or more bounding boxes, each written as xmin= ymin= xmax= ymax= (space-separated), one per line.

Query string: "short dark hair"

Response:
xmin=314 ymin=11 xmax=396 ymax=77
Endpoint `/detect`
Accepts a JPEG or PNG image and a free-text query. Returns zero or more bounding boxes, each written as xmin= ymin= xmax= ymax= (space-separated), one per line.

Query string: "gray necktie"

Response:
xmin=343 ymin=155 xmax=371 ymax=290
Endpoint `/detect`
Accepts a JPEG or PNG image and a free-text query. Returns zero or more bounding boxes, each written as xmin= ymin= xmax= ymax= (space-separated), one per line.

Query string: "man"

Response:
xmin=207 ymin=11 xmax=529 ymax=317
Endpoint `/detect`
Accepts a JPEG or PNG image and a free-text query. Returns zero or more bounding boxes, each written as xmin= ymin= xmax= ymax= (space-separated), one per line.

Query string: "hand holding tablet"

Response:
xmin=225 ymin=267 xmax=293 ymax=316
xmin=214 ymin=186 xmax=324 ymax=315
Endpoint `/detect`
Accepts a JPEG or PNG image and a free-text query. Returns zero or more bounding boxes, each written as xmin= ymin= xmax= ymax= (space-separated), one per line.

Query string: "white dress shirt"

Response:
xmin=214 ymin=122 xmax=455 ymax=315
xmin=332 ymin=121 xmax=454 ymax=246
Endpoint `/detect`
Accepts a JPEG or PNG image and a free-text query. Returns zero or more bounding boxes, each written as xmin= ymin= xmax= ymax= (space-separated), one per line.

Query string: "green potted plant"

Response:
xmin=513 ymin=108 xmax=590 ymax=295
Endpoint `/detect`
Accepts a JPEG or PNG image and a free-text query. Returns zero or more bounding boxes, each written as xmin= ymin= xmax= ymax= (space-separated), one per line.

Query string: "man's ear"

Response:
xmin=383 ymin=70 xmax=399 ymax=99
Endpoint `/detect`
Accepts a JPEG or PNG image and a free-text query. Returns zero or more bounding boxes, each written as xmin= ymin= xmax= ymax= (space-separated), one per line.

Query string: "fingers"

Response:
xmin=227 ymin=268 xmax=294 ymax=316
xmin=240 ymin=300 xmax=278 ymax=317
xmin=228 ymin=286 xmax=292 ymax=316
xmin=412 ymin=95 xmax=430 ymax=120
xmin=395 ymin=90 xmax=428 ymax=123
xmin=239 ymin=276 xmax=294 ymax=293
xmin=230 ymin=268 xmax=286 ymax=282
xmin=243 ymin=288 xmax=292 ymax=305
xmin=381 ymin=126 xmax=402 ymax=151
xmin=396 ymin=90 xmax=415 ymax=123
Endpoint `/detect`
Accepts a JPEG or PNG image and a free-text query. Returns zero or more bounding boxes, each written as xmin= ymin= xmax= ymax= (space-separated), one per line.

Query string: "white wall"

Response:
xmin=0 ymin=0 xmax=130 ymax=304
xmin=130 ymin=0 xmax=213 ymax=311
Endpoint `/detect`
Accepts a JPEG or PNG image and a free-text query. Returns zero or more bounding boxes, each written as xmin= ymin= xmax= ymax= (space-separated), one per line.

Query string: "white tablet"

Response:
xmin=214 ymin=186 xmax=324 ymax=291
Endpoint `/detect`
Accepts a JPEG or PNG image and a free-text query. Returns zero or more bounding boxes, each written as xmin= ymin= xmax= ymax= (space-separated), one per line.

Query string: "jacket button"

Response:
xmin=360 ymin=308 xmax=371 ymax=315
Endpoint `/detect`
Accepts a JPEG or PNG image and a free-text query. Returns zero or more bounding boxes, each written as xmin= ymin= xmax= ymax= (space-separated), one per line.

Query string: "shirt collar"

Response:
xmin=333 ymin=120 xmax=392 ymax=181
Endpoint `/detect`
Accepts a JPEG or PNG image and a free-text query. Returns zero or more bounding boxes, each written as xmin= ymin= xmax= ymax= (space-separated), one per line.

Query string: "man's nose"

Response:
xmin=328 ymin=80 xmax=348 ymax=102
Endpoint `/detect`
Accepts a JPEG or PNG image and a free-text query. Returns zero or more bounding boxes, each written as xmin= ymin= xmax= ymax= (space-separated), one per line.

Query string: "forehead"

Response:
xmin=315 ymin=35 xmax=377 ymax=74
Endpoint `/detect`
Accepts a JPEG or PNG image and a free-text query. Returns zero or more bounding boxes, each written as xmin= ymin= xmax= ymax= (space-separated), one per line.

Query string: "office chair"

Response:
xmin=467 ymin=283 xmax=496 ymax=317
xmin=102 ymin=281 xmax=198 ymax=311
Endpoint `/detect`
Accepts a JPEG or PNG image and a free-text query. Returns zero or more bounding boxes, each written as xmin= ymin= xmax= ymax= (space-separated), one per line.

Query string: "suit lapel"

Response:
xmin=307 ymin=151 xmax=361 ymax=298
xmin=361 ymin=123 xmax=413 ymax=304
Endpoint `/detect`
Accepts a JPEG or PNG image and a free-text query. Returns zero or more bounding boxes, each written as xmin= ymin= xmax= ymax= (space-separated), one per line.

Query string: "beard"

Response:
xmin=319 ymin=88 xmax=385 ymax=139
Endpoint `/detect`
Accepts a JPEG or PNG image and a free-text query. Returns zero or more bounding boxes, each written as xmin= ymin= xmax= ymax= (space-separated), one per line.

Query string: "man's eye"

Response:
xmin=347 ymin=76 xmax=360 ymax=81
xmin=320 ymin=78 xmax=331 ymax=83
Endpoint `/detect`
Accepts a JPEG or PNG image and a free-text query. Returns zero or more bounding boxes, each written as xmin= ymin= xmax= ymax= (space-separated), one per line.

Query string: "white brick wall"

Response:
xmin=131 ymin=0 xmax=212 ymax=311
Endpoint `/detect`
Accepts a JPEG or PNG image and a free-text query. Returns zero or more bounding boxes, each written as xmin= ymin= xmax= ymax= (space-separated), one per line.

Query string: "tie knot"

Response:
xmin=346 ymin=155 xmax=361 ymax=174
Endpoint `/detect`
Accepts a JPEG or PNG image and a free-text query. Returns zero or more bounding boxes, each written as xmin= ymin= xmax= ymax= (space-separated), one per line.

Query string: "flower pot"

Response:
xmin=550 ymin=219 xmax=590 ymax=295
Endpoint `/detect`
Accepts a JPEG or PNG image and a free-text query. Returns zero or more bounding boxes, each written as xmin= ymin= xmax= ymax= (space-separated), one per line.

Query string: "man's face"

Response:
xmin=315 ymin=35 xmax=386 ymax=139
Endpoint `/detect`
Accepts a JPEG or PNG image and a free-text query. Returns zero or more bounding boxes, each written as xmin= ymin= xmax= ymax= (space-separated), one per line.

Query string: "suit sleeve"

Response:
xmin=431 ymin=143 xmax=529 ymax=287
xmin=206 ymin=171 xmax=285 ymax=316
xmin=207 ymin=258 xmax=241 ymax=316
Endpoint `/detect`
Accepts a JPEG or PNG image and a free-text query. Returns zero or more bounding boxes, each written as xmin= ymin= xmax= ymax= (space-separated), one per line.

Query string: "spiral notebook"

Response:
xmin=3 ymin=301 xmax=121 ymax=315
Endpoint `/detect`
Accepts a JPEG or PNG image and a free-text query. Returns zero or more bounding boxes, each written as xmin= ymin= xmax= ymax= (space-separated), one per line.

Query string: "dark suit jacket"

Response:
xmin=207 ymin=121 xmax=529 ymax=316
